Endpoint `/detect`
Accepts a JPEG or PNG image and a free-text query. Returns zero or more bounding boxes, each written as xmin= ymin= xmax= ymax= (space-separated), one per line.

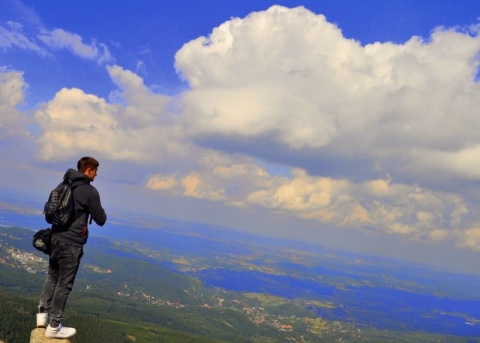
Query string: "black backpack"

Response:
xmin=44 ymin=180 xmax=77 ymax=227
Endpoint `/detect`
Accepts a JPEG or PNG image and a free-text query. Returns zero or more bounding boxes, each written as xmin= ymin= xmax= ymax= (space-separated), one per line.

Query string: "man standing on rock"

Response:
xmin=36 ymin=157 xmax=107 ymax=339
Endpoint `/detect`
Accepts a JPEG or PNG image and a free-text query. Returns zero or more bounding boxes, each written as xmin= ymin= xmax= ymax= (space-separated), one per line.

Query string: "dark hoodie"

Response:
xmin=52 ymin=168 xmax=107 ymax=246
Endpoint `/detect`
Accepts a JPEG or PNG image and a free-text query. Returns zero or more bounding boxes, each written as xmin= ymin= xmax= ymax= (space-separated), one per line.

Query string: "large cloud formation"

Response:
xmin=176 ymin=6 xmax=480 ymax=183
xmin=4 ymin=6 xmax=480 ymax=252
xmin=167 ymin=6 xmax=480 ymax=250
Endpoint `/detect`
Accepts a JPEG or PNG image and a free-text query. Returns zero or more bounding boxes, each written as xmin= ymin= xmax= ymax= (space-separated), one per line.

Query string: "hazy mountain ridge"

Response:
xmin=97 ymin=217 xmax=480 ymax=301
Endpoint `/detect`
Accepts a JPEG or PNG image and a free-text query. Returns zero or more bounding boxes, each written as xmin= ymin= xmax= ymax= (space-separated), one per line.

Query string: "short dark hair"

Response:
xmin=77 ymin=156 xmax=99 ymax=173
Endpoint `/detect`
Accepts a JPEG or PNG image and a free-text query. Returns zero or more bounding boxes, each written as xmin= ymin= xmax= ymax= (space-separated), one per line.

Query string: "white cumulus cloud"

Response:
xmin=0 ymin=68 xmax=28 ymax=135
xmin=34 ymin=65 xmax=183 ymax=162
xmin=175 ymin=6 xmax=480 ymax=184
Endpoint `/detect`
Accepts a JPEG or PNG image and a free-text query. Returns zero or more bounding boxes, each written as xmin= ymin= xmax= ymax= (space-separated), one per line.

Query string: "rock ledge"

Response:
xmin=30 ymin=328 xmax=74 ymax=343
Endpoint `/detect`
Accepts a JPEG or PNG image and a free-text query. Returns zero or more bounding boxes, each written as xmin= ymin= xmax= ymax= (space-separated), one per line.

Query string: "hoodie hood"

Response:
xmin=63 ymin=168 xmax=90 ymax=187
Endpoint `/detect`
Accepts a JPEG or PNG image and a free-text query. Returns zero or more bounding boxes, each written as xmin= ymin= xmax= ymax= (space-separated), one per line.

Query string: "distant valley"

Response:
xmin=1 ymin=205 xmax=480 ymax=342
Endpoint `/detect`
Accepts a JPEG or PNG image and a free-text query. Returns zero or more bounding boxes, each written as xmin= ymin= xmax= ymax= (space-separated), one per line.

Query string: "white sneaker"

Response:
xmin=45 ymin=323 xmax=76 ymax=338
xmin=36 ymin=313 xmax=48 ymax=328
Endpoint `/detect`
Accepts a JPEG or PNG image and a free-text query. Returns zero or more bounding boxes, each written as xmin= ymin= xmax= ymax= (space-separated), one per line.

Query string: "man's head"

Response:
xmin=77 ymin=156 xmax=99 ymax=181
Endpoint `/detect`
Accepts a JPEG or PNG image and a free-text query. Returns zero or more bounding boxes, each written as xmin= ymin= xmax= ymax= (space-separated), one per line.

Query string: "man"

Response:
xmin=37 ymin=157 xmax=107 ymax=338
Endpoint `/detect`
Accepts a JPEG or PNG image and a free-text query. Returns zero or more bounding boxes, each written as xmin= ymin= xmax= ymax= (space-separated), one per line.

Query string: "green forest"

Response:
xmin=0 ymin=291 xmax=228 ymax=343
xmin=0 ymin=227 xmax=297 ymax=343
xmin=1 ymin=226 xmax=478 ymax=343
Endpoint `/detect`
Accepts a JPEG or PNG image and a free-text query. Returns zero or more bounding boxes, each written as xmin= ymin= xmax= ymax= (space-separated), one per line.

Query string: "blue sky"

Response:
xmin=2 ymin=0 xmax=480 ymax=273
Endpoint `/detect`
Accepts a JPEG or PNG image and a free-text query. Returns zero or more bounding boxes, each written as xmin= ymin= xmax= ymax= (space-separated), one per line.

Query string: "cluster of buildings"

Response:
xmin=0 ymin=243 xmax=47 ymax=274
xmin=0 ymin=240 xmax=113 ymax=277
xmin=84 ymin=264 xmax=112 ymax=274
xmin=115 ymin=283 xmax=187 ymax=309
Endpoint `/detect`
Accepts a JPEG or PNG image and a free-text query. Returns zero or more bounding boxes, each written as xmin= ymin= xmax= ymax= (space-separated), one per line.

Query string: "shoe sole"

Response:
xmin=45 ymin=334 xmax=76 ymax=338
xmin=45 ymin=330 xmax=76 ymax=338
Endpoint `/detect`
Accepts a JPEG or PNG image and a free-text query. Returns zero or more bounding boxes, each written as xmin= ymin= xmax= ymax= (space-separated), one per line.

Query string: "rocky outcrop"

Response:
xmin=30 ymin=329 xmax=74 ymax=343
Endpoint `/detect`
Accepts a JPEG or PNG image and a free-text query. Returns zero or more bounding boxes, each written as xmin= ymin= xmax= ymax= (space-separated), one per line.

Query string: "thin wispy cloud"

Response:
xmin=0 ymin=21 xmax=48 ymax=55
xmin=1 ymin=3 xmax=113 ymax=64
xmin=38 ymin=28 xmax=113 ymax=64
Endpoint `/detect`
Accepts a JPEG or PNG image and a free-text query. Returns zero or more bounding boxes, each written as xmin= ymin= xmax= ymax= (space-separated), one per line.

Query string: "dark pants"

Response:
xmin=39 ymin=238 xmax=83 ymax=323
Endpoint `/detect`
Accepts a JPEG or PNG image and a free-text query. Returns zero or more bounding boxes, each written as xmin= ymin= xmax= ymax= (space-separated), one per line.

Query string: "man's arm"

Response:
xmin=88 ymin=188 xmax=107 ymax=226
